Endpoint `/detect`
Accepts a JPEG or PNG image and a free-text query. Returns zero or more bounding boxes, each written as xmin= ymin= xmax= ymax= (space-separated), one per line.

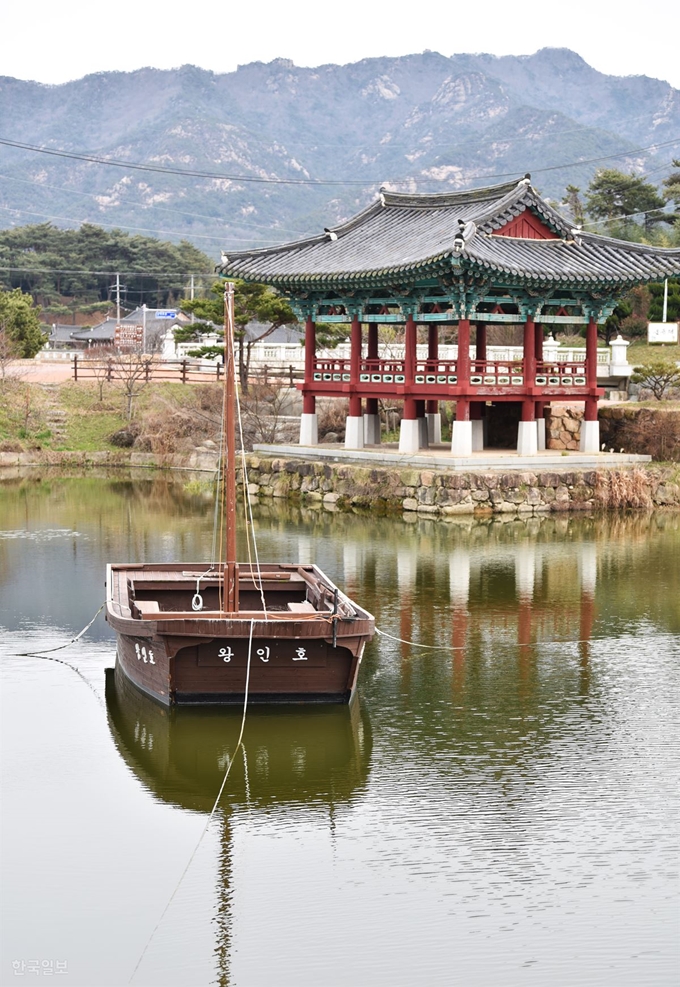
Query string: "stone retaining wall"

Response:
xmin=242 ymin=456 xmax=680 ymax=516
xmin=546 ymin=406 xmax=583 ymax=451
xmin=2 ymin=449 xmax=678 ymax=515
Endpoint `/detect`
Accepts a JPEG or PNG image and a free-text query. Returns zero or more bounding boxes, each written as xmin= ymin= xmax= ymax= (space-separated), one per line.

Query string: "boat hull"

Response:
xmin=115 ymin=629 xmax=362 ymax=705
xmin=106 ymin=562 xmax=374 ymax=706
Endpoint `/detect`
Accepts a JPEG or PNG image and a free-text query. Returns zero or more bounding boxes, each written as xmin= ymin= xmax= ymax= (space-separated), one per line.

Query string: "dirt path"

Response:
xmin=8 ymin=360 xmax=75 ymax=383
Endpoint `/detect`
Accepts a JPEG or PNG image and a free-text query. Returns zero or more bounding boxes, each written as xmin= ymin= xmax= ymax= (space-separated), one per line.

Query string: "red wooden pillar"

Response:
xmin=366 ymin=323 xmax=379 ymax=417
xmin=585 ymin=316 xmax=598 ymax=420
xmin=534 ymin=323 xmax=546 ymax=446
xmin=427 ymin=324 xmax=438 ymax=415
xmin=456 ymin=319 xmax=471 ymax=423
xmin=586 ymin=317 xmax=598 ymax=387
xmin=517 ymin=316 xmax=537 ymax=453
xmin=452 ymin=319 xmax=471 ymax=452
xmin=522 ymin=316 xmax=536 ymax=422
xmin=534 ymin=321 xmax=543 ymax=364
xmin=404 ymin=314 xmax=417 ymax=420
xmin=303 ymin=315 xmax=316 ymax=414
xmin=349 ymin=315 xmax=362 ymax=418
xmin=368 ymin=322 xmax=379 ymax=361
xmin=457 ymin=318 xmax=470 ymax=383
xmin=523 ymin=317 xmax=536 ymax=390
xmin=475 ymin=322 xmax=487 ymax=365
xmin=456 ymin=398 xmax=470 ymax=421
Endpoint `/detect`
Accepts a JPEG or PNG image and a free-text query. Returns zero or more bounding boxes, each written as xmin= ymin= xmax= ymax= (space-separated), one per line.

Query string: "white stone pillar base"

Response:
xmin=363 ymin=413 xmax=381 ymax=445
xmin=399 ymin=419 xmax=420 ymax=454
xmin=537 ymin=418 xmax=546 ymax=451
xmin=579 ymin=419 xmax=600 ymax=453
xmin=299 ymin=413 xmax=318 ymax=446
xmin=345 ymin=416 xmax=364 ymax=449
xmin=471 ymin=419 xmax=484 ymax=452
xmin=517 ymin=420 xmax=538 ymax=456
xmin=418 ymin=417 xmax=429 ymax=449
xmin=451 ymin=420 xmax=473 ymax=456
xmin=427 ymin=412 xmax=442 ymax=445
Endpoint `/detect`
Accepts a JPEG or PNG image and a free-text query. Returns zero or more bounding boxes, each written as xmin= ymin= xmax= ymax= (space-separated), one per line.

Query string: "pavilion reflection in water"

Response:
xmin=105 ymin=666 xmax=372 ymax=985
xmin=384 ymin=529 xmax=600 ymax=699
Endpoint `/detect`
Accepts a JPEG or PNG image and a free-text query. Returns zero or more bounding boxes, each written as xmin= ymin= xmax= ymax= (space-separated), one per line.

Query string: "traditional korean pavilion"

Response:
xmin=219 ymin=176 xmax=680 ymax=455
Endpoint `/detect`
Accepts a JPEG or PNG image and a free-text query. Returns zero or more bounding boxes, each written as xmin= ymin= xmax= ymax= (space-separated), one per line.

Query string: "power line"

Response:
xmin=0 ymin=264 xmax=213 ymax=278
xmin=0 ymin=172 xmax=312 ymax=237
xmin=0 ymin=203 xmax=284 ymax=243
xmin=1 ymin=134 xmax=679 ymax=187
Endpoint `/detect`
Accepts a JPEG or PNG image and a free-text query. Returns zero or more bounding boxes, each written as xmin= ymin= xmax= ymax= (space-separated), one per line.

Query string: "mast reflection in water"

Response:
xmin=105 ymin=664 xmax=372 ymax=985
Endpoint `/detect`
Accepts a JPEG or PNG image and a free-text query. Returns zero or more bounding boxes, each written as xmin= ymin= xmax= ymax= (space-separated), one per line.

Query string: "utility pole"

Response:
xmin=142 ymin=304 xmax=147 ymax=353
xmin=115 ymin=273 xmax=121 ymax=326
xmin=190 ymin=275 xmax=195 ymax=323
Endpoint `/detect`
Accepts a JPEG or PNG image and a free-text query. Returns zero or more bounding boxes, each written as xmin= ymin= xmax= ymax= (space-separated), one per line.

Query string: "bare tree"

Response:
xmin=238 ymin=383 xmax=295 ymax=448
xmin=81 ymin=347 xmax=113 ymax=402
xmin=108 ymin=349 xmax=154 ymax=419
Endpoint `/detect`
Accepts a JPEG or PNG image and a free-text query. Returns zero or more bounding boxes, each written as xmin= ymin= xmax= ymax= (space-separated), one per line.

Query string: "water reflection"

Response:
xmin=1 ymin=475 xmax=679 ymax=986
xmin=105 ymin=664 xmax=372 ymax=985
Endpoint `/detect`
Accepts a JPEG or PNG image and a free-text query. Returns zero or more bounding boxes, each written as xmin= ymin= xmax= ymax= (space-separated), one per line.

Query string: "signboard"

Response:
xmin=114 ymin=324 xmax=144 ymax=348
xmin=155 ymin=310 xmax=177 ymax=320
xmin=648 ymin=322 xmax=678 ymax=344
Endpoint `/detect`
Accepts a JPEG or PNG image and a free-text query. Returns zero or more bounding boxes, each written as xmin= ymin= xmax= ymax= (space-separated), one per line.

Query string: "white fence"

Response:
xmin=40 ymin=337 xmax=633 ymax=379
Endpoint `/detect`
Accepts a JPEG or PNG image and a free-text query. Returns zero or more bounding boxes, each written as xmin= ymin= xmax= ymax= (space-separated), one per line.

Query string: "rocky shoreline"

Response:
xmin=243 ymin=457 xmax=679 ymax=515
xmin=2 ymin=448 xmax=678 ymax=515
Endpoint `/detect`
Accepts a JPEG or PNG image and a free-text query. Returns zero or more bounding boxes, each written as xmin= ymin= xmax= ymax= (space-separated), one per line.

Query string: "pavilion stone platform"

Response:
xmin=253 ymin=443 xmax=651 ymax=472
xmin=221 ymin=174 xmax=680 ymax=457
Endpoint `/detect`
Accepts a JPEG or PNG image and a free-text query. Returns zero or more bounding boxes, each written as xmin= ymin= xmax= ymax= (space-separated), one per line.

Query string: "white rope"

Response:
xmin=375 ymin=626 xmax=616 ymax=652
xmin=129 ymin=617 xmax=256 ymax=984
xmin=14 ymin=603 xmax=105 ymax=656
xmin=233 ymin=352 xmax=268 ymax=616
xmin=375 ymin=627 xmax=465 ymax=651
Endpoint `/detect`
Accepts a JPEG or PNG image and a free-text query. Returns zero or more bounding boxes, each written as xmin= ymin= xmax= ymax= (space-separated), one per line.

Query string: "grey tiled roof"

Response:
xmin=70 ymin=307 xmax=191 ymax=343
xmin=244 ymin=321 xmax=303 ymax=343
xmin=47 ymin=323 xmax=82 ymax=343
xmin=218 ymin=177 xmax=680 ymax=288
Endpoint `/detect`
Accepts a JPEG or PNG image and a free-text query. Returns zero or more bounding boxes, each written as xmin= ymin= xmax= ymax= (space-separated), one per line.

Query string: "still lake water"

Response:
xmin=1 ymin=473 xmax=678 ymax=987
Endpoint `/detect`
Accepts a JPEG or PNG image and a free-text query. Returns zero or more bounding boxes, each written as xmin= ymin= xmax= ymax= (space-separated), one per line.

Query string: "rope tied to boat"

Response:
xmin=13 ymin=603 xmax=105 ymax=657
xmin=191 ymin=576 xmax=204 ymax=611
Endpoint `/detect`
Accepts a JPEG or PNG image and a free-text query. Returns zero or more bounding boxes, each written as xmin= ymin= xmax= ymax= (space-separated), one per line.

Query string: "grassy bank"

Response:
xmin=1 ymin=378 xmax=678 ymax=465
xmin=0 ymin=380 xmax=220 ymax=455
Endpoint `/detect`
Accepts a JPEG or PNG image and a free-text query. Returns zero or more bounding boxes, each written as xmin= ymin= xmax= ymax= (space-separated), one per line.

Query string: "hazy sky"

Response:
xmin=3 ymin=0 xmax=679 ymax=89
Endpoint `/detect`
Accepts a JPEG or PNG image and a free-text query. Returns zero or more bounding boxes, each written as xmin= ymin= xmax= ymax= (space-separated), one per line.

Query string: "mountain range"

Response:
xmin=1 ymin=48 xmax=678 ymax=257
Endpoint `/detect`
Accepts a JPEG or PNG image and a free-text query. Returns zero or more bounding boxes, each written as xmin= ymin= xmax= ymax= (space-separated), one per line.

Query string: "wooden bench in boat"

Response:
xmin=287 ymin=601 xmax=316 ymax=613
xmin=132 ymin=608 xmax=334 ymax=621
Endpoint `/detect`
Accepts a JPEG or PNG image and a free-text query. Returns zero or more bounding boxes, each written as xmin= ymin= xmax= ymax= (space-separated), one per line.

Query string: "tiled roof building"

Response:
xmin=219 ymin=176 xmax=680 ymax=455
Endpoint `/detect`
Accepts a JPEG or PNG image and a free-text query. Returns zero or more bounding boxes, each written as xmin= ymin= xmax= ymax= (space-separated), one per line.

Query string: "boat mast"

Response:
xmin=224 ymin=282 xmax=239 ymax=613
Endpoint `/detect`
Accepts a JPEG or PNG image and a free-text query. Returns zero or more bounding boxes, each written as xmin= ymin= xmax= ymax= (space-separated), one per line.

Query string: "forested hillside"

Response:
xmin=0 ymin=224 xmax=213 ymax=323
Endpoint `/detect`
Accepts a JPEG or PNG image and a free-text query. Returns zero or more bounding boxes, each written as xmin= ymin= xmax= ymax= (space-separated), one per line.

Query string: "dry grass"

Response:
xmin=600 ymin=407 xmax=680 ymax=461
xmin=317 ymin=400 xmax=349 ymax=440
xmin=595 ymin=469 xmax=653 ymax=509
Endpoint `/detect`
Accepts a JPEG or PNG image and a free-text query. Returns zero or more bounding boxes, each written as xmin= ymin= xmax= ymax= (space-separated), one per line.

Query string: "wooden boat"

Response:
xmin=106 ymin=283 xmax=375 ymax=706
